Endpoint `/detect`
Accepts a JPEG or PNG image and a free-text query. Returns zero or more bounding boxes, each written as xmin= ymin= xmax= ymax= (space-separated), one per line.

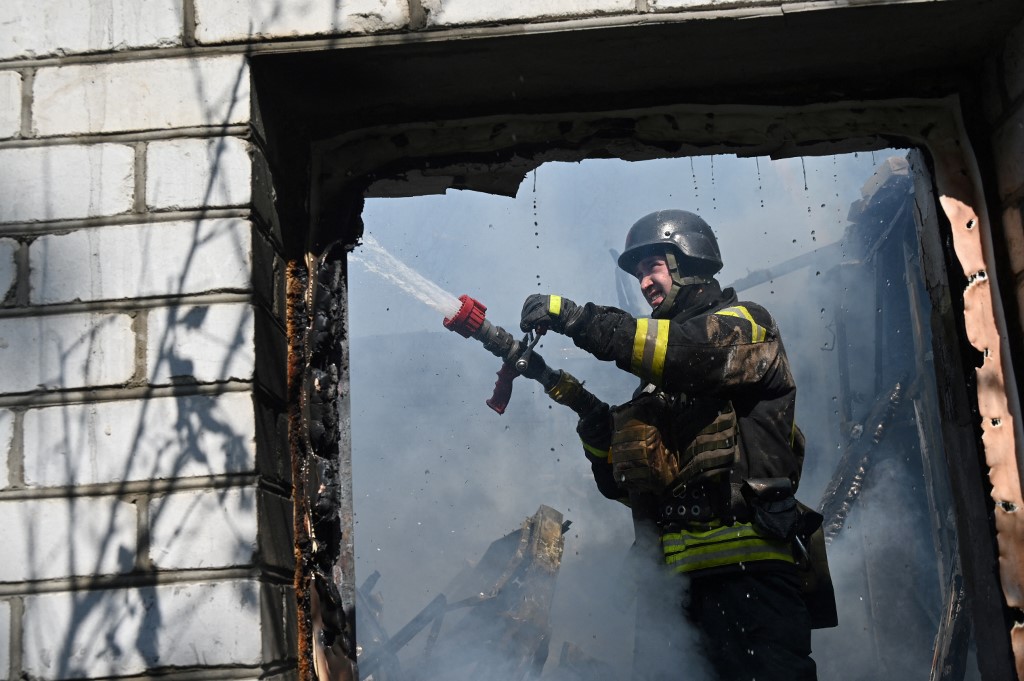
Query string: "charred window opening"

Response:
xmin=251 ymin=11 xmax=1023 ymax=678
xmin=343 ymin=150 xmax=981 ymax=680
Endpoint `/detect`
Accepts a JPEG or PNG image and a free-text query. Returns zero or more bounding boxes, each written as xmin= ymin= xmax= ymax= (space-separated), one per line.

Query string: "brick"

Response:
xmin=254 ymin=306 xmax=287 ymax=400
xmin=0 ymin=313 xmax=135 ymax=394
xmin=0 ymin=145 xmax=134 ymax=224
xmin=259 ymin=583 xmax=290 ymax=664
xmin=0 ymin=0 xmax=181 ymax=60
xmin=195 ymin=0 xmax=407 ymax=43
xmin=1004 ymin=17 xmax=1024 ymax=103
xmin=0 ymin=409 xmax=12 ymax=489
xmin=23 ymin=580 xmax=263 ymax=677
xmin=148 ymin=486 xmax=291 ymax=571
xmin=0 ymin=497 xmax=136 ymax=582
xmin=257 ymin=490 xmax=293 ymax=571
xmin=255 ymin=396 xmax=290 ymax=485
xmin=146 ymin=137 xmax=251 ymax=211
xmin=423 ymin=0 xmax=632 ymax=25
xmin=0 ymin=599 xmax=9 ymax=676
xmin=252 ymin=228 xmax=283 ymax=323
xmin=0 ymin=237 xmax=17 ymax=302
xmin=149 ymin=486 xmax=257 ymax=569
xmin=0 ymin=70 xmax=21 ymax=139
xmin=30 ymin=219 xmax=252 ymax=305
xmin=34 ymin=56 xmax=248 ymax=136
xmin=23 ymin=393 xmax=255 ymax=487
xmin=251 ymin=145 xmax=283 ymax=248
xmin=993 ymin=103 xmax=1024 ymax=201
xmin=147 ymin=303 xmax=255 ymax=384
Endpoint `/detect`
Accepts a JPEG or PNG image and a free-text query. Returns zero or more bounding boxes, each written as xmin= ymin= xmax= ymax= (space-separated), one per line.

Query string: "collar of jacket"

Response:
xmin=653 ymin=279 xmax=737 ymax=321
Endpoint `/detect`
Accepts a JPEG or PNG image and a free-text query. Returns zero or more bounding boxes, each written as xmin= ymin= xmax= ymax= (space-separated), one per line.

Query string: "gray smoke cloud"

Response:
xmin=348 ymin=151 xmax=976 ymax=679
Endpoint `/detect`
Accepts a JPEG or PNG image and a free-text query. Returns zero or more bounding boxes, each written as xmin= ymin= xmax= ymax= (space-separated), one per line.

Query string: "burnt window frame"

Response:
xmin=250 ymin=14 xmax=1024 ymax=675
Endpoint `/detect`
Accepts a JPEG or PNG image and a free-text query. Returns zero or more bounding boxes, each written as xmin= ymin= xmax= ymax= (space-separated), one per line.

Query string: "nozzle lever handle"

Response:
xmin=486 ymin=362 xmax=519 ymax=415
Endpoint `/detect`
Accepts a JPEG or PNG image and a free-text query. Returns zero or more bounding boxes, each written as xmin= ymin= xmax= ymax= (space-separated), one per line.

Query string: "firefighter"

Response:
xmin=520 ymin=210 xmax=833 ymax=681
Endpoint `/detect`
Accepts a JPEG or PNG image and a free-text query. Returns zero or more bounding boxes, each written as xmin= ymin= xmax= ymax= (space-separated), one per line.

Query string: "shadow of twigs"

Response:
xmin=16 ymin=34 xmax=274 ymax=678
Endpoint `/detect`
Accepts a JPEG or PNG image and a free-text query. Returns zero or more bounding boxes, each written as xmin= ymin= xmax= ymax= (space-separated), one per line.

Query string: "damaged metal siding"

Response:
xmin=928 ymin=127 xmax=1024 ymax=677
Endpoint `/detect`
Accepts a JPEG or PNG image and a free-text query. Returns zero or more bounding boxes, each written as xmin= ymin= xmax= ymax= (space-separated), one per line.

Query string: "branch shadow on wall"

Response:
xmin=12 ymin=42 xmax=281 ymax=679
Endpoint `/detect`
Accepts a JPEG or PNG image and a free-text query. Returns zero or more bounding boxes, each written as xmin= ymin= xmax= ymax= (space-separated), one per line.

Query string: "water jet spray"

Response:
xmin=350 ymin=235 xmax=605 ymax=418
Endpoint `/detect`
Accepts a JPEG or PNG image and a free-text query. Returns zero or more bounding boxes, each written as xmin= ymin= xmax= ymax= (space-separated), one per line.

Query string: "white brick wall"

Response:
xmin=147 ymin=303 xmax=255 ymax=384
xmin=0 ymin=409 xmax=12 ymax=489
xmin=22 ymin=580 xmax=263 ymax=678
xmin=0 ymin=71 xmax=21 ymax=139
xmin=0 ymin=145 xmax=135 ymax=224
xmin=33 ymin=56 xmax=249 ymax=137
xmin=0 ymin=497 xmax=136 ymax=582
xmin=0 ymin=598 xmax=9 ymax=677
xmin=146 ymin=137 xmax=251 ymax=211
xmin=0 ymin=0 xmax=182 ymax=60
xmin=23 ymin=393 xmax=255 ymax=487
xmin=0 ymin=313 xmax=135 ymax=394
xmin=30 ymin=219 xmax=252 ymax=305
xmin=149 ymin=486 xmax=257 ymax=569
xmin=194 ymin=0 xmax=408 ymax=43
xmin=0 ymin=237 xmax=17 ymax=302
xmin=423 ymin=0 xmax=632 ymax=25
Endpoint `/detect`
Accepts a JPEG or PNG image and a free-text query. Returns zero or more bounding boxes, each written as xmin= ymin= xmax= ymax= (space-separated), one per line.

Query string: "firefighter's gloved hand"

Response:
xmin=520 ymin=294 xmax=585 ymax=336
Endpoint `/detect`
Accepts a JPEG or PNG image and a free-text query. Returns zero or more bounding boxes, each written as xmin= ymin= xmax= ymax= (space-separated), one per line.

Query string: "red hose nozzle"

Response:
xmin=443 ymin=294 xmax=487 ymax=338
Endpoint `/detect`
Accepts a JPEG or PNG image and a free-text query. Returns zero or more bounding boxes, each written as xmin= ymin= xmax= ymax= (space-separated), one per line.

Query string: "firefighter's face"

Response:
xmin=636 ymin=254 xmax=673 ymax=308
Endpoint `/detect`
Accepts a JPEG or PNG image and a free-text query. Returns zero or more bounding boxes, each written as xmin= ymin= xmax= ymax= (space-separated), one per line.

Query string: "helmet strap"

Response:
xmin=653 ymin=251 xmax=710 ymax=318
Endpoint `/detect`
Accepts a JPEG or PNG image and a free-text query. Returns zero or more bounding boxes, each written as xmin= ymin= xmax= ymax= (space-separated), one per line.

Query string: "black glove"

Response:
xmin=520 ymin=294 xmax=585 ymax=335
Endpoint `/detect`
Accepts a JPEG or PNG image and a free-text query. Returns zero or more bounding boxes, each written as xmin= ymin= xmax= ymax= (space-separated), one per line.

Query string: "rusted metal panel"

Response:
xmin=930 ymin=146 xmax=1023 ymax=546
xmin=913 ymin=135 xmax=1021 ymax=678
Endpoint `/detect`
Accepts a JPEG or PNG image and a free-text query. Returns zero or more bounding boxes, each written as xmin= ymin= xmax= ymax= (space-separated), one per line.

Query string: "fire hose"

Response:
xmin=442 ymin=294 xmax=604 ymax=417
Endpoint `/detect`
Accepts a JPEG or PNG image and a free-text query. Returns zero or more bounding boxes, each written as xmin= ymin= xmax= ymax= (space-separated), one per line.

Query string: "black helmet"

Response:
xmin=617 ymin=210 xmax=723 ymax=277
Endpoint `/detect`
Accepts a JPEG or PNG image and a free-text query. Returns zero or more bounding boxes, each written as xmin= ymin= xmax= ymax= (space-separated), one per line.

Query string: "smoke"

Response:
xmin=348 ymin=151 xmax=975 ymax=679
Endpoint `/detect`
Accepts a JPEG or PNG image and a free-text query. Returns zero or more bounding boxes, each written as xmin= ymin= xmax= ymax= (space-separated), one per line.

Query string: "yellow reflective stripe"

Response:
xmin=661 ymin=523 xmax=794 ymax=573
xmin=663 ymin=523 xmax=752 ymax=549
xmin=548 ymin=295 xmax=562 ymax=316
xmin=652 ymin=320 xmax=669 ymax=382
xmin=790 ymin=421 xmax=797 ymax=448
xmin=715 ymin=306 xmax=766 ymax=343
xmin=630 ymin=318 xmax=669 ymax=384
xmin=631 ymin=318 xmax=648 ymax=375
xmin=580 ymin=439 xmax=610 ymax=462
xmin=666 ymin=547 xmax=795 ymax=573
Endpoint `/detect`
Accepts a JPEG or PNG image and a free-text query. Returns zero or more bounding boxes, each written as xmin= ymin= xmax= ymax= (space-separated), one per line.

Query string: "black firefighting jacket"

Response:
xmin=570 ymin=282 xmax=803 ymax=574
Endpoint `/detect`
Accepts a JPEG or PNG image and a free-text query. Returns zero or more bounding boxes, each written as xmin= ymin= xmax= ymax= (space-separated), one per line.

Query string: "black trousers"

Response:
xmin=686 ymin=569 xmax=817 ymax=681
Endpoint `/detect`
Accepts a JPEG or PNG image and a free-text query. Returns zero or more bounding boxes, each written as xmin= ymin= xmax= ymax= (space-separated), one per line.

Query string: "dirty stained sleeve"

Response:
xmin=569 ymin=302 xmax=784 ymax=398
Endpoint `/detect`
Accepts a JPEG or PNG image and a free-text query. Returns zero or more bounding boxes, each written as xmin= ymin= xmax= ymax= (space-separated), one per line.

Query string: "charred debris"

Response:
xmin=355 ymin=504 xmax=616 ymax=681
